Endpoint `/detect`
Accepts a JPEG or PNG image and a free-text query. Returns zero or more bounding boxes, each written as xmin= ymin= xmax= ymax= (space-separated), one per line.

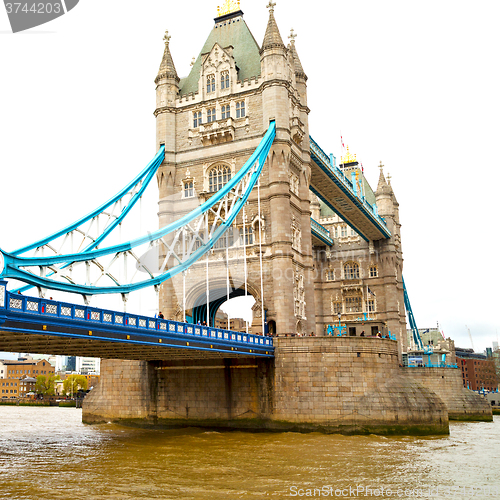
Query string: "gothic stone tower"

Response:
xmin=311 ymin=153 xmax=407 ymax=355
xmin=155 ymin=3 xmax=315 ymax=335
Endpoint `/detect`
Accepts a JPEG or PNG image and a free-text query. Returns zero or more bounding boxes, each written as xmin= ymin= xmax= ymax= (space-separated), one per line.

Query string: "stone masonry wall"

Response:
xmin=83 ymin=359 xmax=157 ymax=424
xmin=404 ymin=367 xmax=493 ymax=421
xmin=272 ymin=337 xmax=448 ymax=434
xmin=83 ymin=338 xmax=456 ymax=435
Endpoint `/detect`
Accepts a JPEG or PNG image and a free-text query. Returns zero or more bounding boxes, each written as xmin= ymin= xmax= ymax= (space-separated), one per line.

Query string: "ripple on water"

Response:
xmin=0 ymin=408 xmax=499 ymax=499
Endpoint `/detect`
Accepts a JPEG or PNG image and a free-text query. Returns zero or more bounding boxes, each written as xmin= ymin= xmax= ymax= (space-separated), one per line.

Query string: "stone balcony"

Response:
xmin=198 ymin=118 xmax=235 ymax=146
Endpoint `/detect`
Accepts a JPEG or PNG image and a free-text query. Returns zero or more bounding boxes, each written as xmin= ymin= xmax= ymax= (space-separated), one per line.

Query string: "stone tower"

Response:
xmin=154 ymin=3 xmax=316 ymax=335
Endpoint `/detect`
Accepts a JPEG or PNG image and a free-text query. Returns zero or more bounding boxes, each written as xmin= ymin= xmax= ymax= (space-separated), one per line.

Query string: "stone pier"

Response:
xmin=403 ymin=366 xmax=492 ymax=421
xmin=81 ymin=337 xmax=495 ymax=434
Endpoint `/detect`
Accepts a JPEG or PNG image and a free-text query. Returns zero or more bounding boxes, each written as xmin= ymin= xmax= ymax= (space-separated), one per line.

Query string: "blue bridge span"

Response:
xmin=0 ymin=283 xmax=273 ymax=360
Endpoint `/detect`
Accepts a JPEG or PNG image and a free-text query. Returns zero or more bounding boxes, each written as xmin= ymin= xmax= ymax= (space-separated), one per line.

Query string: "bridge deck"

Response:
xmin=309 ymin=137 xmax=391 ymax=242
xmin=0 ymin=284 xmax=274 ymax=360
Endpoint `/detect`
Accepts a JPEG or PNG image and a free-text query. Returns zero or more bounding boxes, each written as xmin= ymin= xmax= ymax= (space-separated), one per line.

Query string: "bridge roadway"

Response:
xmin=0 ymin=283 xmax=273 ymax=360
xmin=309 ymin=137 xmax=391 ymax=242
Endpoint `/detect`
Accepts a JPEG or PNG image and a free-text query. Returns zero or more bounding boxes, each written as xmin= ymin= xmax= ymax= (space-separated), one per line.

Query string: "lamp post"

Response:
xmin=337 ymin=313 xmax=341 ymax=336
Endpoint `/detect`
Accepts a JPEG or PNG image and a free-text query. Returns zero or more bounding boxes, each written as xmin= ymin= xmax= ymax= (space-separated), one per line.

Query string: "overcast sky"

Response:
xmin=1 ymin=0 xmax=499 ymax=354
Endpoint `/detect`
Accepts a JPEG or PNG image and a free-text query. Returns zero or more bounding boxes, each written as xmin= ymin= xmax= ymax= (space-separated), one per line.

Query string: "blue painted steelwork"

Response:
xmin=406 ymin=363 xmax=458 ymax=369
xmin=0 ymin=123 xmax=276 ymax=296
xmin=310 ymin=218 xmax=334 ymax=246
xmin=309 ymin=136 xmax=391 ymax=242
xmin=402 ymin=277 xmax=424 ymax=350
xmin=14 ymin=146 xmax=166 ymax=256
xmin=326 ymin=324 xmax=347 ymax=336
xmin=0 ymin=282 xmax=273 ymax=357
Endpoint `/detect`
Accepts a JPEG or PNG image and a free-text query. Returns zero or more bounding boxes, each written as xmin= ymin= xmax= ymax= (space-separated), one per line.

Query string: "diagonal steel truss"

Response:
xmin=0 ymin=122 xmax=276 ymax=299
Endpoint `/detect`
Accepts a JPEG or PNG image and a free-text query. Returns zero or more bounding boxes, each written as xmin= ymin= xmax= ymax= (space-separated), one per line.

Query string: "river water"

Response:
xmin=0 ymin=407 xmax=499 ymax=500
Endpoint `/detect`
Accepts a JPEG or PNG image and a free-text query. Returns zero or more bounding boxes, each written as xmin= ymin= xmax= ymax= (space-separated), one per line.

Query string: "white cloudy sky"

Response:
xmin=1 ymin=0 xmax=499 ymax=353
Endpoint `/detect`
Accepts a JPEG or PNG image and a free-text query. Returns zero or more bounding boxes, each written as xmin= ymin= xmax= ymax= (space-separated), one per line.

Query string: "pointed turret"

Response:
xmin=376 ymin=162 xmax=391 ymax=196
xmin=155 ymin=31 xmax=180 ymax=85
xmin=261 ymin=1 xmax=285 ymax=52
xmin=375 ymin=161 xmax=398 ymax=223
xmin=260 ymin=1 xmax=289 ymax=103
xmin=155 ymin=31 xmax=179 ymax=111
xmin=288 ymin=29 xmax=307 ymax=81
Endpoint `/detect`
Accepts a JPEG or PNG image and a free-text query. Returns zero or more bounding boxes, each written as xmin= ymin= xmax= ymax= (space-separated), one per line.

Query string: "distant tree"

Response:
xmin=35 ymin=374 xmax=60 ymax=396
xmin=63 ymin=375 xmax=88 ymax=396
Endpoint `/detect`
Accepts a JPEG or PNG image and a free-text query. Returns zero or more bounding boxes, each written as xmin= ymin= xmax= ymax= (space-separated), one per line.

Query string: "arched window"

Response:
xmin=221 ymin=71 xmax=230 ymax=89
xmin=236 ymin=100 xmax=245 ymax=118
xmin=207 ymin=74 xmax=215 ymax=93
xmin=344 ymin=262 xmax=359 ymax=280
xmin=193 ymin=111 xmax=202 ymax=128
xmin=207 ymin=108 xmax=216 ymax=123
xmin=208 ymin=164 xmax=231 ymax=192
xmin=184 ymin=181 xmax=194 ymax=198
xmin=221 ymin=105 xmax=230 ymax=120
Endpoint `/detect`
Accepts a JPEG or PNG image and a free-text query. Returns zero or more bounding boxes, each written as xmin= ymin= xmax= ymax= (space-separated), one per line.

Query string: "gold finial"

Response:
xmin=190 ymin=57 xmax=195 ymax=67
xmin=289 ymin=28 xmax=297 ymax=43
xmin=387 ymin=173 xmax=392 ymax=184
xmin=341 ymin=146 xmax=357 ymax=164
xmin=267 ymin=0 xmax=276 ymax=13
xmin=217 ymin=0 xmax=240 ymax=17
xmin=163 ymin=30 xmax=171 ymax=45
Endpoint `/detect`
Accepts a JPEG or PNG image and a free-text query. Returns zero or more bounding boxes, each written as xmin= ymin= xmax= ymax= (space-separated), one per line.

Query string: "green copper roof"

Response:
xmin=179 ymin=17 xmax=261 ymax=96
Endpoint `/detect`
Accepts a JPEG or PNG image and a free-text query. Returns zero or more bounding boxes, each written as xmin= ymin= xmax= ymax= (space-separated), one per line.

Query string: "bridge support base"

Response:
xmin=82 ymin=338 xmax=491 ymax=434
xmin=403 ymin=367 xmax=493 ymax=422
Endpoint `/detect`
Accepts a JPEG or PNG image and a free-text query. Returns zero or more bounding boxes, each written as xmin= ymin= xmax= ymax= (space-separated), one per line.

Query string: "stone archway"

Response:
xmin=185 ymin=278 xmax=265 ymax=333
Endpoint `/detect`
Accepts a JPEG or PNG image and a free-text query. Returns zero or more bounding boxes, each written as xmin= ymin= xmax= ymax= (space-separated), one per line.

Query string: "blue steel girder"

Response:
xmin=310 ymin=217 xmax=334 ymax=246
xmin=402 ymin=276 xmax=423 ymax=350
xmin=0 ymin=123 xmax=276 ymax=297
xmin=0 ymin=283 xmax=274 ymax=360
xmin=309 ymin=137 xmax=391 ymax=242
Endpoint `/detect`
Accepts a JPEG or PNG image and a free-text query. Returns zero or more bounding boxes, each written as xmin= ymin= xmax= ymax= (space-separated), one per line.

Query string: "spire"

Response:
xmin=288 ymin=29 xmax=307 ymax=80
xmin=155 ymin=31 xmax=179 ymax=85
xmin=261 ymin=1 xmax=285 ymax=52
xmin=376 ymin=161 xmax=391 ymax=195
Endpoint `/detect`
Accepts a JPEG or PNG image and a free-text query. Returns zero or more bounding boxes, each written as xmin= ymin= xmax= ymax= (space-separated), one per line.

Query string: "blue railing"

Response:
xmin=310 ymin=218 xmax=334 ymax=245
xmin=0 ymin=285 xmax=273 ymax=350
xmin=407 ymin=363 xmax=458 ymax=369
xmin=326 ymin=324 xmax=396 ymax=340
xmin=309 ymin=136 xmax=390 ymax=234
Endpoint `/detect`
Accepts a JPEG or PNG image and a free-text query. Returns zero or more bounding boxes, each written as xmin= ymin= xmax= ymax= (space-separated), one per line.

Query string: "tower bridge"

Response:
xmin=0 ymin=0 xmax=491 ymax=432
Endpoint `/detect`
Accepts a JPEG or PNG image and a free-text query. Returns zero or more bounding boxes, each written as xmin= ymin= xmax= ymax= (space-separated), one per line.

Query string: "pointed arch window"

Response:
xmin=184 ymin=181 xmax=194 ymax=198
xmin=207 ymin=108 xmax=216 ymax=123
xmin=221 ymin=105 xmax=230 ymax=120
xmin=207 ymin=74 xmax=215 ymax=93
xmin=236 ymin=101 xmax=246 ymax=118
xmin=344 ymin=262 xmax=360 ymax=280
xmin=208 ymin=164 xmax=232 ymax=192
xmin=221 ymin=71 xmax=230 ymax=90
xmin=193 ymin=111 xmax=202 ymax=128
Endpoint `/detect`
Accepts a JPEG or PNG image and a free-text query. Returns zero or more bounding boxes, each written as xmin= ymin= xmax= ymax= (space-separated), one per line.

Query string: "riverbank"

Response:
xmin=0 ymin=399 xmax=80 ymax=407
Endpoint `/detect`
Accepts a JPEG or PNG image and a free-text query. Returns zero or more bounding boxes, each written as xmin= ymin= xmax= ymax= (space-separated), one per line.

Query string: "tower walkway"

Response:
xmin=309 ymin=136 xmax=391 ymax=242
